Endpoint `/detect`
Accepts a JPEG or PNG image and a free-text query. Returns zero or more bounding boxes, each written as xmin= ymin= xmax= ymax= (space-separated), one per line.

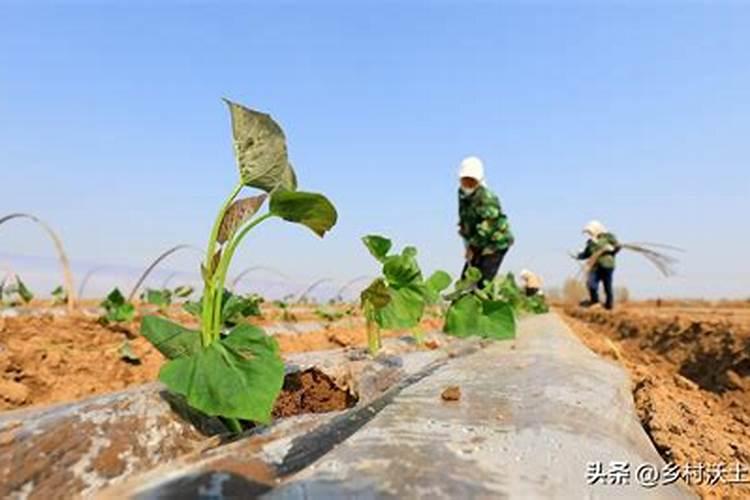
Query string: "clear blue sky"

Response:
xmin=1 ymin=2 xmax=748 ymax=299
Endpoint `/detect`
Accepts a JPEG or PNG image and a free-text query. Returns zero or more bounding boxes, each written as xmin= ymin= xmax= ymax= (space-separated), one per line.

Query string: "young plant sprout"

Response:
xmin=483 ymin=272 xmax=549 ymax=315
xmin=315 ymin=306 xmax=344 ymax=323
xmin=140 ymin=100 xmax=337 ymax=431
xmin=274 ymin=299 xmax=297 ymax=322
xmin=99 ymin=288 xmax=136 ymax=324
xmin=142 ymin=288 xmax=173 ymax=312
xmin=0 ymin=213 xmax=77 ymax=311
xmin=51 ymin=285 xmax=68 ymax=306
xmin=360 ymin=235 xmax=451 ymax=354
xmin=172 ymin=285 xmax=194 ymax=299
xmin=442 ymin=267 xmax=518 ymax=339
xmin=0 ymin=274 xmax=34 ymax=306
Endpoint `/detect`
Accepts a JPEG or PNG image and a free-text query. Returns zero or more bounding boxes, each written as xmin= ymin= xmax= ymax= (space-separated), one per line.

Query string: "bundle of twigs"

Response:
xmin=620 ymin=243 xmax=681 ymax=277
xmin=574 ymin=242 xmax=683 ymax=278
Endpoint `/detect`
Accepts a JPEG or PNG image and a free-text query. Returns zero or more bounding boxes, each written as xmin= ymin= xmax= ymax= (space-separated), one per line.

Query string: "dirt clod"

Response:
xmin=0 ymin=430 xmax=17 ymax=446
xmin=441 ymin=385 xmax=461 ymax=401
xmin=273 ymin=368 xmax=357 ymax=418
xmin=0 ymin=379 xmax=30 ymax=405
xmin=423 ymin=339 xmax=441 ymax=350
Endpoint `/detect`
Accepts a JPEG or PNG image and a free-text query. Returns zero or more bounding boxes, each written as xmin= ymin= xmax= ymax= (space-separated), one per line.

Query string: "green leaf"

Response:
xmin=269 ymin=190 xmax=338 ymax=237
xmin=493 ymin=272 xmax=523 ymax=309
xmin=362 ymin=235 xmax=392 ymax=262
xmin=182 ymin=300 xmax=202 ymax=318
xmin=104 ymin=288 xmax=126 ymax=307
xmin=360 ymin=278 xmax=391 ymax=310
xmin=224 ymin=99 xmax=297 ymax=192
xmin=110 ymin=303 xmax=135 ymax=323
xmin=424 ymin=270 xmax=452 ymax=304
xmin=443 ymin=294 xmax=516 ymax=340
xmin=524 ymin=294 xmax=550 ymax=314
xmin=16 ymin=278 xmax=33 ymax=303
xmin=222 ymin=292 xmax=263 ymax=325
xmin=382 ymin=249 xmax=422 ymax=287
xmin=145 ymin=288 xmax=172 ymax=308
xmin=141 ymin=315 xmax=202 ymax=359
xmin=51 ymin=285 xmax=68 ymax=305
xmin=457 ymin=267 xmax=483 ymax=291
xmin=173 ymin=285 xmax=194 ymax=299
xmin=403 ymin=246 xmax=417 ymax=259
xmin=158 ymin=324 xmax=285 ymax=423
xmin=100 ymin=288 xmax=135 ymax=323
xmin=443 ymin=294 xmax=480 ymax=337
xmin=480 ymin=300 xmax=517 ymax=339
xmin=375 ymin=285 xmax=425 ymax=330
xmin=315 ymin=307 xmax=344 ymax=322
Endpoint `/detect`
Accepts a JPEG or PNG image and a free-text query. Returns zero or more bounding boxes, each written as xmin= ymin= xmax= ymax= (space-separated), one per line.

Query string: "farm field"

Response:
xmin=561 ymin=302 xmax=750 ymax=499
xmin=0 ymin=302 xmax=446 ymax=411
xmin=3 ymin=283 xmax=750 ymax=499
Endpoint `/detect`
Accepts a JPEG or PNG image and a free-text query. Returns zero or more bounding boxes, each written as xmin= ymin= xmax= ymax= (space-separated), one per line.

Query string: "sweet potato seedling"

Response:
xmin=315 ymin=306 xmax=344 ymax=323
xmin=142 ymin=284 xmax=194 ymax=311
xmin=172 ymin=285 xmax=194 ymax=299
xmin=140 ymin=100 xmax=337 ymax=431
xmin=142 ymin=288 xmax=172 ymax=312
xmin=442 ymin=267 xmax=517 ymax=339
xmin=0 ymin=274 xmax=34 ymax=307
xmin=99 ymin=288 xmax=136 ymax=324
xmin=50 ymin=285 xmax=68 ymax=306
xmin=483 ymin=272 xmax=549 ymax=315
xmin=360 ymin=235 xmax=451 ymax=354
xmin=273 ymin=300 xmax=297 ymax=322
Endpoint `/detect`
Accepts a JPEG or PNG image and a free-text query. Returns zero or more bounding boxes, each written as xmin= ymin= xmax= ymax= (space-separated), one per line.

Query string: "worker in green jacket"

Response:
xmin=576 ymin=220 xmax=621 ymax=310
xmin=457 ymin=156 xmax=514 ymax=288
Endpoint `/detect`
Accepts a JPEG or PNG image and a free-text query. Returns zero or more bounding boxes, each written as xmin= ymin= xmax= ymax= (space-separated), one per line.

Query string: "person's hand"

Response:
xmin=465 ymin=247 xmax=474 ymax=261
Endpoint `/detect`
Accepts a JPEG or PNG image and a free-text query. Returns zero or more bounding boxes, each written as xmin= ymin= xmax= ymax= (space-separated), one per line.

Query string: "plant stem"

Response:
xmin=210 ymin=212 xmax=275 ymax=337
xmin=201 ymin=183 xmax=243 ymax=346
xmin=223 ymin=417 xmax=243 ymax=434
xmin=366 ymin=318 xmax=381 ymax=355
xmin=413 ymin=323 xmax=424 ymax=346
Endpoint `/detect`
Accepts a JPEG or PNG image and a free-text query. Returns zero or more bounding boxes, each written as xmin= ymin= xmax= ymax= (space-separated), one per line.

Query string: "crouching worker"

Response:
xmin=576 ymin=220 xmax=621 ymax=310
xmin=519 ymin=269 xmax=543 ymax=297
xmin=457 ymin=156 xmax=514 ymax=288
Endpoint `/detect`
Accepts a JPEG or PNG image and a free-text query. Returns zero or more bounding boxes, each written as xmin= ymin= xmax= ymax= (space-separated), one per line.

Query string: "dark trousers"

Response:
xmin=461 ymin=247 xmax=509 ymax=289
xmin=587 ymin=266 xmax=615 ymax=309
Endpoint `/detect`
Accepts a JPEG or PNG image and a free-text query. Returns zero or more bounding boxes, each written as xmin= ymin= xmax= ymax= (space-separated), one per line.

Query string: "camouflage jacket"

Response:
xmin=458 ymin=186 xmax=514 ymax=253
xmin=577 ymin=232 xmax=620 ymax=269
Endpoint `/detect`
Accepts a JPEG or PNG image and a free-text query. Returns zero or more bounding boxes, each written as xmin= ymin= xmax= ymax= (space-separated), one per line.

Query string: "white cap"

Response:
xmin=583 ymin=220 xmax=607 ymax=238
xmin=519 ymin=269 xmax=531 ymax=279
xmin=458 ymin=156 xmax=485 ymax=184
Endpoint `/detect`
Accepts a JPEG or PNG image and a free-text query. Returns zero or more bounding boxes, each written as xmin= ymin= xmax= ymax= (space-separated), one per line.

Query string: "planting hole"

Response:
xmin=273 ymin=368 xmax=358 ymax=418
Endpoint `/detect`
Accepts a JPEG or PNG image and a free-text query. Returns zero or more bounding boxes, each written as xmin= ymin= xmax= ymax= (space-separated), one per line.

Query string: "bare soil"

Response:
xmin=0 ymin=306 xmax=440 ymax=412
xmin=562 ymin=305 xmax=750 ymax=499
xmin=273 ymin=368 xmax=358 ymax=418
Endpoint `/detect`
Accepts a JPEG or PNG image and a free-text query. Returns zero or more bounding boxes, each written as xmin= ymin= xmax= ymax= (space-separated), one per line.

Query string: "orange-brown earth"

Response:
xmin=562 ymin=304 xmax=750 ymax=499
xmin=0 ymin=304 xmax=441 ymax=412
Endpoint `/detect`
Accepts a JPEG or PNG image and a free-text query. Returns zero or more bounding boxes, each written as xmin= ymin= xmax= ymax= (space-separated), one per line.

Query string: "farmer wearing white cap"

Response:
xmin=576 ymin=220 xmax=621 ymax=310
xmin=519 ymin=269 xmax=543 ymax=297
xmin=457 ymin=156 xmax=514 ymax=288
